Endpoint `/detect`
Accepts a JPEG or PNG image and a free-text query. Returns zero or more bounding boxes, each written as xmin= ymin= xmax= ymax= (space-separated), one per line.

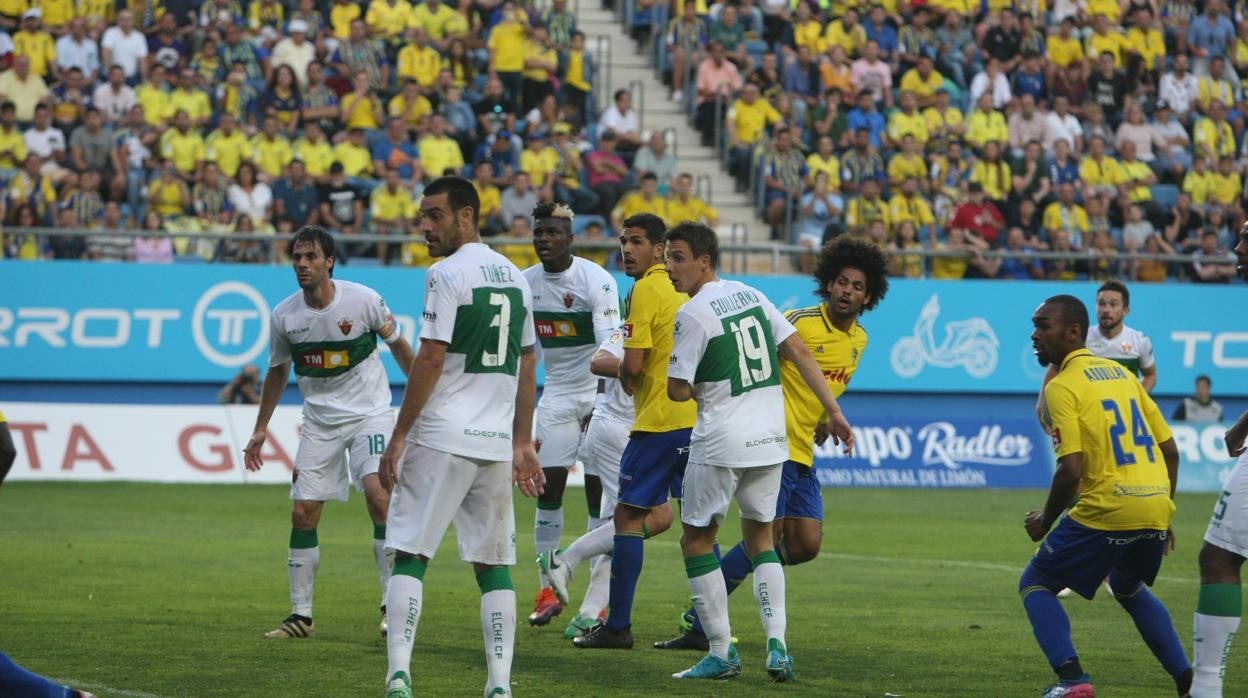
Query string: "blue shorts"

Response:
xmin=775 ymin=460 xmax=823 ymax=521
xmin=617 ymin=429 xmax=690 ymax=509
xmin=1026 ymin=517 xmax=1168 ymax=600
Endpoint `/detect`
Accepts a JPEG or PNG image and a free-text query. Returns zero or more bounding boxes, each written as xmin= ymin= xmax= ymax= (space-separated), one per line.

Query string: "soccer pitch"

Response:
xmin=0 ymin=483 xmax=1238 ymax=697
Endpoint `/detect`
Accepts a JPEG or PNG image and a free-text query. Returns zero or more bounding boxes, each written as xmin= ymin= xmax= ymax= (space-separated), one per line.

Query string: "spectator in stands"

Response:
xmin=1012 ymin=141 xmax=1052 ymax=211
xmin=148 ymin=159 xmax=190 ymax=219
xmin=1007 ymin=95 xmax=1046 ymax=160
xmin=548 ymin=123 xmax=597 ymax=214
xmin=334 ymin=127 xmax=377 ymax=189
xmin=373 ymin=116 xmax=421 ymax=185
xmin=89 ymin=203 xmax=135 ymax=260
xmin=521 ymin=25 xmax=557 ymax=113
xmin=1044 ymin=228 xmax=1081 ymax=280
xmin=1043 ymin=95 xmax=1083 ymax=156
xmin=666 ymin=172 xmax=718 ymax=228
xmin=709 ymin=5 xmax=750 ymax=71
xmin=1188 ymin=1 xmax=1236 ymax=75
xmin=929 ymin=225 xmax=975 ymax=280
xmin=55 ymin=18 xmax=99 ymax=85
xmin=193 ymin=162 xmax=232 ymax=228
xmin=886 ymin=91 xmax=928 ymax=151
xmin=845 ymin=177 xmax=889 ymax=234
xmin=0 ymin=56 xmax=47 ymax=125
xmin=852 ymin=40 xmax=893 ymax=109
xmin=250 ymin=115 xmax=295 ymax=182
xmin=134 ymin=210 xmax=174 ymax=264
xmin=475 ymin=75 xmax=517 ymax=141
xmin=970 ymin=140 xmax=1011 ymax=208
xmin=1173 ymin=375 xmax=1224 ymax=422
xmin=340 ymin=69 xmax=384 ymax=134
xmin=762 ymin=127 xmax=807 ymax=239
xmin=272 ymin=160 xmax=320 ymax=234
xmin=61 ymin=170 xmax=105 ymax=228
xmin=24 ymin=104 xmax=68 ymax=184
xmin=725 ymin=82 xmax=779 ymax=189
xmin=783 ymin=45 xmax=821 ymax=125
xmin=633 ymin=130 xmax=677 ymax=193
xmin=841 ymin=127 xmax=886 ymax=197
xmin=561 ymin=31 xmax=593 ymax=118
xmin=319 ymin=161 xmax=365 ymax=254
xmin=599 ymin=88 xmax=644 ymax=155
xmin=889 ymin=176 xmax=934 ymax=239
xmin=501 ymin=171 xmax=538 ymax=228
xmin=666 ymin=2 xmax=707 ymax=104
xmin=695 ymin=41 xmax=742 ymax=147
xmin=887 ymin=134 xmax=926 ymax=189
xmin=847 ymin=89 xmax=886 ymax=152
xmin=995 ymin=227 xmax=1043 ymax=280
xmin=1045 ymin=183 xmax=1090 ymax=248
xmin=951 ymin=182 xmax=1005 ymax=247
xmin=585 ymin=130 xmax=629 ymax=218
xmin=369 ymin=168 xmax=416 ymax=264
xmin=612 ymin=171 xmax=667 ymax=231
xmin=220 ymin=365 xmax=262 ymax=405
xmin=970 ymin=57 xmax=1011 ymax=112
xmin=1191 ymin=228 xmax=1238 ymax=282
xmin=1159 ymin=54 xmax=1199 ymax=123
xmin=228 ymin=161 xmax=272 ymax=227
xmin=488 ymin=2 xmax=528 ymax=101
xmin=271 ymin=20 xmax=314 ymax=89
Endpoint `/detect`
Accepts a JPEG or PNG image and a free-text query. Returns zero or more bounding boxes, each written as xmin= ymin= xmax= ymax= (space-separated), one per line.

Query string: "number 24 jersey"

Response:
xmin=413 ymin=242 xmax=537 ymax=461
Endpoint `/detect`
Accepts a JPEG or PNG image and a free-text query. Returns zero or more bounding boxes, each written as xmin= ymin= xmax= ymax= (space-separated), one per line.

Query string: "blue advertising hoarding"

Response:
xmin=0 ymin=261 xmax=1245 ymax=396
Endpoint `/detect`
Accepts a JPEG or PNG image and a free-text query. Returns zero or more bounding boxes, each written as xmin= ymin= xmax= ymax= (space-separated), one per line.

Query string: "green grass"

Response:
xmin=0 ymin=483 xmax=1240 ymax=697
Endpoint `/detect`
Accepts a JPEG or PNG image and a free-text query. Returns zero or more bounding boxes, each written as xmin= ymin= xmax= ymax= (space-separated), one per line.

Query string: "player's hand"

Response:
xmin=512 ymin=442 xmax=544 ymax=498
xmin=1024 ymin=509 xmax=1049 ymax=542
xmin=1164 ymin=526 xmax=1176 ymax=556
xmin=379 ymin=439 xmax=406 ymax=493
xmin=825 ymin=410 xmax=855 ymax=455
xmin=813 ymin=421 xmax=830 ymax=446
xmin=243 ymin=431 xmax=266 ymax=471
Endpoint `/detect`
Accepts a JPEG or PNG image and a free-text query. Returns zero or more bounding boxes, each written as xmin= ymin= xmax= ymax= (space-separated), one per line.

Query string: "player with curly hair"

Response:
xmin=657 ymin=236 xmax=890 ymax=652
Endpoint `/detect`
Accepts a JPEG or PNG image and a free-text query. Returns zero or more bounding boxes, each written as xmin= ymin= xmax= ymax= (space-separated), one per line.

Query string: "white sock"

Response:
xmin=374 ymin=538 xmax=393 ymax=605
xmin=562 ymin=518 xmax=616 ymax=570
xmin=386 ymin=575 xmax=423 ymax=680
xmin=1193 ymin=612 xmax=1240 ymax=697
xmin=754 ymin=561 xmax=788 ymax=649
xmin=689 ymin=570 xmax=731 ymax=659
xmin=535 ymin=506 xmax=564 ymax=587
xmin=289 ymin=547 xmax=319 ymax=618
xmin=586 ymin=514 xmax=603 ymax=532
xmin=480 ymin=589 xmax=516 ymax=692
xmin=578 ymin=554 xmax=612 ymax=618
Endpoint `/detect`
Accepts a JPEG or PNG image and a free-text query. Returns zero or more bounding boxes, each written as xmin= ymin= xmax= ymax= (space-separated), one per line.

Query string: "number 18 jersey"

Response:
xmin=669 ymin=279 xmax=796 ymax=469
xmin=412 ymin=242 xmax=536 ymax=462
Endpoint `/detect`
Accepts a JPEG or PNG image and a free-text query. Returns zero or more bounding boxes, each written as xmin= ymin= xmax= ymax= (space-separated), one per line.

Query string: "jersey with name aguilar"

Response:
xmin=523 ymin=256 xmax=620 ymax=399
xmin=269 ymin=280 xmax=399 ymax=427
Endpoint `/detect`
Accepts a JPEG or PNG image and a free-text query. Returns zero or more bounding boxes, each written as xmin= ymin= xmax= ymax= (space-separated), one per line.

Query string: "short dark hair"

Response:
xmin=813 ymin=237 xmax=890 ymax=313
xmin=665 ymin=222 xmax=719 ymax=269
xmin=1045 ymin=294 xmax=1090 ymax=336
xmin=621 ymin=213 xmax=666 ymax=244
xmin=1196 ymin=374 xmax=1212 ymax=387
xmin=290 ymin=225 xmax=337 ymax=277
xmin=1097 ymin=279 xmax=1130 ymax=308
xmin=640 ymin=171 xmax=658 ymax=182
xmin=423 ymin=175 xmax=480 ymax=227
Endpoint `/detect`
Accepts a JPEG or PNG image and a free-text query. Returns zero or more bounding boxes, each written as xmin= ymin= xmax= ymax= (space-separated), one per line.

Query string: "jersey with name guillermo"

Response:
xmin=523 ymin=256 xmax=620 ymax=399
xmin=780 ymin=304 xmax=868 ymax=467
xmin=269 ymin=279 xmax=401 ymax=427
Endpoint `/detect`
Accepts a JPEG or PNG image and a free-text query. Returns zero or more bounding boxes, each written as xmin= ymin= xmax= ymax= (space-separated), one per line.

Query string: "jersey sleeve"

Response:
xmin=1138 ymin=333 xmax=1156 ymax=370
xmin=366 ymin=289 xmax=402 ymax=344
xmin=667 ymin=307 xmax=705 ymax=385
xmin=519 ymin=274 xmax=537 ymax=349
xmin=598 ymin=325 xmax=626 ymax=360
xmin=622 ymin=278 xmax=658 ymax=350
xmin=591 ymin=271 xmax=621 ymax=344
xmin=418 ymin=264 xmax=460 ymax=344
xmin=268 ymin=312 xmax=292 ymax=367
xmin=1043 ymin=381 xmax=1082 ymax=460
xmin=763 ymin=296 xmax=797 ymax=347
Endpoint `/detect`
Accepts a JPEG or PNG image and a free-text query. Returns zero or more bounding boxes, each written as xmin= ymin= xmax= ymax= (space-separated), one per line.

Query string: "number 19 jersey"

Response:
xmin=412 ymin=242 xmax=536 ymax=462
xmin=669 ymin=279 xmax=796 ymax=469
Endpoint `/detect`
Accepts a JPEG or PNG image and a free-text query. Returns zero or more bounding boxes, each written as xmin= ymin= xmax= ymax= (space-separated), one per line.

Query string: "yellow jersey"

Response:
xmin=665 ymin=196 xmax=717 ymax=226
xmin=1211 ymin=171 xmax=1241 ymax=206
xmin=332 ymin=141 xmax=373 ymax=177
xmin=780 ymin=304 xmax=867 ymax=466
xmin=519 ymin=146 xmax=560 ymax=186
xmin=365 ymin=0 xmax=412 ymax=38
xmin=331 ymin=2 xmax=362 ymax=40
xmin=887 ymin=111 xmax=930 ymax=147
xmin=1194 ymin=118 xmax=1236 ymax=159
xmin=1120 ymin=160 xmax=1153 ymax=202
xmin=1041 ymin=349 xmax=1175 ymax=531
xmin=824 ymin=22 xmax=866 ymax=57
xmin=1079 ymin=156 xmax=1125 ymax=188
xmin=489 ymin=19 xmax=528 ymax=73
xmin=1086 ymin=31 xmax=1125 ymax=68
xmin=523 ymin=42 xmax=557 ymax=82
xmin=388 ymin=92 xmax=434 ymax=129
xmin=169 ymin=89 xmax=213 ymax=124
xmin=419 ymin=135 xmax=465 ymax=179
xmin=887 ymin=152 xmax=928 ymax=186
xmin=251 ymin=134 xmax=294 ymax=180
xmin=12 ymin=30 xmax=54 ymax=77
xmin=970 ymin=160 xmax=1012 ymax=201
xmin=1125 ymin=27 xmax=1165 ymax=68
xmin=160 ymin=130 xmax=206 ymax=175
xmin=341 ymin=93 xmax=382 ymax=130
xmin=136 ymin=84 xmax=172 ymax=126
xmin=0 ymin=126 xmax=27 ymax=169
xmin=370 ymin=185 xmax=416 ymax=221
xmin=397 ymin=44 xmax=442 ymax=88
xmin=965 ymin=110 xmax=1008 ymax=149
xmin=806 ymin=153 xmax=840 ymax=188
xmin=1085 ymin=0 xmax=1121 ymax=20
xmin=293 ymin=138 xmax=335 ymax=178
xmin=899 ymin=69 xmax=944 ymax=99
xmin=614 ymin=192 xmax=668 ymax=226
xmin=205 ymin=130 xmax=249 ymax=178
xmin=888 ymin=194 xmax=935 ymax=227
xmin=623 ymin=264 xmax=696 ymax=433
xmin=1046 ymin=35 xmax=1085 ymax=69
xmin=729 ymin=98 xmax=781 ymax=146
xmin=1043 ymin=202 xmax=1090 ymax=237
xmin=409 ymin=2 xmax=457 ymax=37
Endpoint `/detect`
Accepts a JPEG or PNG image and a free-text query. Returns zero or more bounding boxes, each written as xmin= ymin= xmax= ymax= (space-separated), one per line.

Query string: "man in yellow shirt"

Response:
xmin=923 ymin=88 xmax=965 ymax=153
xmin=726 ymin=83 xmax=780 ymax=187
xmin=825 ymin=8 xmax=866 ymax=58
xmin=332 ymin=127 xmax=375 ymax=179
xmin=806 ymin=134 xmax=841 ymax=189
xmin=369 ymin=169 xmax=416 ymax=263
xmin=612 ymin=171 xmax=670 ymax=229
xmin=886 ymin=92 xmax=929 ymax=149
xmin=409 ymin=0 xmax=457 ymax=47
xmin=519 ymin=130 xmax=559 ymax=193
xmin=1194 ymin=101 xmax=1236 ymax=161
xmin=330 ymin=0 xmax=362 ymax=40
xmin=1079 ymin=136 xmax=1125 ymax=201
xmin=251 ymin=115 xmax=295 ymax=180
xmin=1046 ymin=18 xmax=1085 ymax=75
xmin=886 ymin=135 xmax=927 ymax=188
xmin=169 ymin=68 xmax=213 ymax=128
xmin=365 ymin=0 xmax=412 ymax=41
xmin=966 ymin=92 xmax=1008 ymax=150
xmin=522 ymin=25 xmax=558 ymax=112
xmin=1125 ymin=10 xmax=1165 ymax=75
xmin=160 ymin=110 xmax=206 ymax=182
xmin=0 ymin=101 xmax=27 ymax=172
xmin=136 ymin=65 xmax=172 ymax=127
xmin=489 ymin=2 xmax=529 ymax=101
xmin=13 ymin=10 xmax=55 ymax=79
xmin=845 ymin=178 xmax=890 ymax=230
xmin=1085 ymin=14 xmax=1125 ymax=68
xmin=293 ymin=122 xmax=335 ymax=183
xmin=205 ymin=113 xmax=249 ymax=179
xmin=1022 ymin=294 xmax=1187 ymax=698
xmin=397 ymin=26 xmax=441 ymax=92
xmin=665 ymin=172 xmax=719 ymax=227
xmin=388 ymin=79 xmax=434 ymax=131
xmin=418 ymin=114 xmax=465 ymax=181
xmin=899 ymin=57 xmax=945 ymax=108
xmin=888 ymin=177 xmax=935 ymax=232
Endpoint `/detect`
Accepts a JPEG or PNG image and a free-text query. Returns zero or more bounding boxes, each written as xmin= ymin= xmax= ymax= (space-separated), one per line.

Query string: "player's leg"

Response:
xmin=352 ymin=414 xmax=397 ymax=636
xmin=1107 ymin=531 xmax=1192 ymax=695
xmin=456 ymin=458 xmax=519 ymax=696
xmin=267 ymin=422 xmax=350 ymax=638
xmin=1193 ymin=459 xmax=1248 ymax=698
xmin=1018 ymin=517 xmax=1104 ymax=695
xmin=0 ymin=650 xmax=95 ymax=697
xmin=530 ymin=401 xmax=581 ymax=625
xmin=672 ymin=461 xmax=742 ymax=680
xmin=739 ymin=463 xmax=793 ymax=682
xmin=383 ymin=445 xmax=475 ymax=698
xmin=564 ymin=420 xmax=617 ymax=637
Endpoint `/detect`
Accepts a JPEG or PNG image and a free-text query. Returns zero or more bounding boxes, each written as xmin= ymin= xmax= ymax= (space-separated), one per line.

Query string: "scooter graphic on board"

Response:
xmin=890 ymin=294 xmax=999 ymax=379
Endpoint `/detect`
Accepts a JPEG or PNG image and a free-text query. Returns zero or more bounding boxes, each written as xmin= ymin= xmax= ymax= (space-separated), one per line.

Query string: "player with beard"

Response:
xmin=1190 ymin=223 xmax=1248 ymax=698
xmin=521 ymin=202 xmax=620 ymax=627
xmin=657 ymin=237 xmax=890 ymax=651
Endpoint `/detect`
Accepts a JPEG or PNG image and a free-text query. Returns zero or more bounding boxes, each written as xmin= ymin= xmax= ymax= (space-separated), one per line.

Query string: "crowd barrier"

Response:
xmin=3 ymin=261 xmax=1244 ymax=396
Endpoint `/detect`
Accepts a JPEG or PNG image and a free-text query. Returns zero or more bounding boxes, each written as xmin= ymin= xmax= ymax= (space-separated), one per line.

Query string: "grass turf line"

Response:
xmin=0 ymin=483 xmax=1236 ymax=697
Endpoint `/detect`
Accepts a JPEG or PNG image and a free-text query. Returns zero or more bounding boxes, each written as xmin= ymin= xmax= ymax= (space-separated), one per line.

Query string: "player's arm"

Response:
xmin=512 ymin=344 xmax=543 ymax=497
xmin=243 ymin=361 xmax=292 ymax=471
xmin=619 ymin=347 xmax=648 ymax=392
xmin=379 ymin=338 xmax=448 ymax=491
xmin=1026 ymin=381 xmax=1081 ymax=541
xmin=1140 ymin=363 xmax=1157 ymax=393
xmin=667 ymin=378 xmax=693 ymax=402
xmin=619 ymin=280 xmax=658 ymax=392
xmin=666 ymin=307 xmax=703 ymax=404
xmin=590 ymin=348 xmax=621 ymax=377
xmin=387 ymin=336 xmax=416 ymax=374
xmin=1226 ymin=410 xmax=1248 ymax=458
xmin=1139 ymin=335 xmax=1157 ymax=393
xmin=778 ymin=334 xmax=854 ymax=455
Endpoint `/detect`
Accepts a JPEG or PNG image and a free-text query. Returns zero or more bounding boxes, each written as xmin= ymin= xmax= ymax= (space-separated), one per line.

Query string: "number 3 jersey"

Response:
xmin=413 ymin=242 xmax=536 ymax=461
xmin=522 ymin=256 xmax=620 ymax=399
xmin=1041 ymin=349 xmax=1175 ymax=532
xmin=669 ymin=279 xmax=796 ymax=468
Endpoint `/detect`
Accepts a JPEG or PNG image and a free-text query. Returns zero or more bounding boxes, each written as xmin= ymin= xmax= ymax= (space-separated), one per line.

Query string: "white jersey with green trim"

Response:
xmin=523 ymin=256 xmax=620 ymax=399
xmin=268 ymin=279 xmax=400 ymax=427
xmin=668 ymin=279 xmax=796 ymax=468
xmin=1086 ymin=324 xmax=1155 ymax=379
xmin=592 ymin=325 xmax=633 ymax=423
xmin=411 ymin=242 xmax=537 ymax=461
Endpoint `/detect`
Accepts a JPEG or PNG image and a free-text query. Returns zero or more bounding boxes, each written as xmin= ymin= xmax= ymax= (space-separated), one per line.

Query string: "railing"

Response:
xmin=628 ymin=78 xmax=645 ymax=131
xmin=5 ymin=226 xmax=1231 ymax=279
xmin=694 ymin=173 xmax=712 ymax=203
xmin=593 ymin=35 xmax=613 ymax=112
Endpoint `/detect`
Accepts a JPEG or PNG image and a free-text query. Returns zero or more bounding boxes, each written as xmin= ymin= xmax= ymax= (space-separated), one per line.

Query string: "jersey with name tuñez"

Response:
xmin=668 ymin=279 xmax=796 ymax=468
xmin=523 ymin=256 xmax=620 ymax=399
xmin=269 ymin=279 xmax=400 ymax=427
xmin=412 ymin=243 xmax=536 ymax=461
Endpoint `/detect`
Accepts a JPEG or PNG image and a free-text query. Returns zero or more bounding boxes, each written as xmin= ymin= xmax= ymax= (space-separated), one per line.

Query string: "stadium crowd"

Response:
xmin=0 ymin=0 xmax=1242 ymax=283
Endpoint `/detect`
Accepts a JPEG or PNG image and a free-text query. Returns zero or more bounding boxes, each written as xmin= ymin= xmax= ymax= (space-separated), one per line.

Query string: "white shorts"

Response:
xmin=535 ymin=393 xmax=595 ymax=470
xmin=1204 ymin=451 xmax=1248 ymax=558
xmin=385 ymin=443 xmax=516 ymax=565
xmin=290 ymin=413 xmax=394 ymax=502
xmin=680 ymin=461 xmax=782 ymax=528
xmin=580 ymin=413 xmax=630 ymax=516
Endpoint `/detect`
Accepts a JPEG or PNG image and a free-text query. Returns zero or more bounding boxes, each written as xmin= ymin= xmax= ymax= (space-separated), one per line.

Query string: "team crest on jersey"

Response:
xmin=852 ymin=348 xmax=859 ymax=361
xmin=1121 ymin=342 xmax=1133 ymax=353
xmin=815 ymin=344 xmax=824 ymax=353
xmin=338 ymin=317 xmax=354 ymax=335
xmin=563 ymin=292 xmax=575 ymax=308
xmin=623 ymin=323 xmax=633 ymax=338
